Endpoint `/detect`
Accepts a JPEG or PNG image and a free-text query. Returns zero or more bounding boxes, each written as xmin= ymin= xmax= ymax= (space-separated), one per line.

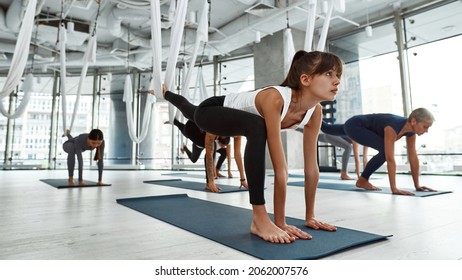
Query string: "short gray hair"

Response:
xmin=408 ymin=108 xmax=435 ymax=122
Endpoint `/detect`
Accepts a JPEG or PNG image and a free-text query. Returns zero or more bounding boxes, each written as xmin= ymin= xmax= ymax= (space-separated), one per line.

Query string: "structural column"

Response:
xmin=253 ymin=29 xmax=305 ymax=169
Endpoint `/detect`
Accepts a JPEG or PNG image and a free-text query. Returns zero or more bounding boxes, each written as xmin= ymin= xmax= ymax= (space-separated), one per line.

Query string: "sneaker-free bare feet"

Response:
xmin=68 ymin=178 xmax=75 ymax=186
xmin=355 ymin=176 xmax=381 ymax=190
xmin=205 ymin=182 xmax=221 ymax=192
xmin=250 ymin=205 xmax=295 ymax=243
xmin=340 ymin=171 xmax=354 ymax=180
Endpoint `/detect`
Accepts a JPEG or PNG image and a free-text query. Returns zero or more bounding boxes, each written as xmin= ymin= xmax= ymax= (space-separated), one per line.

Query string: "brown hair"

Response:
xmin=280 ymin=50 xmax=344 ymax=90
xmin=89 ymin=129 xmax=104 ymax=161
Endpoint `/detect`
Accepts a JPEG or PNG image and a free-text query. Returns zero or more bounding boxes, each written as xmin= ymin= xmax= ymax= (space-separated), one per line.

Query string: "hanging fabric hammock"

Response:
xmin=59 ymin=22 xmax=69 ymax=133
xmin=164 ymin=0 xmax=188 ymax=123
xmin=60 ymin=3 xmax=98 ymax=134
xmin=0 ymin=0 xmax=37 ymax=117
xmin=123 ymin=0 xmax=188 ymax=143
xmin=123 ymin=74 xmax=156 ymax=143
xmin=0 ymin=73 xmax=34 ymax=118
xmin=317 ymin=0 xmax=334 ymax=51
xmin=180 ymin=0 xmax=209 ymax=99
xmin=283 ymin=28 xmax=295 ymax=76
xmin=191 ymin=66 xmax=209 ymax=103
xmin=304 ymin=0 xmax=317 ymax=51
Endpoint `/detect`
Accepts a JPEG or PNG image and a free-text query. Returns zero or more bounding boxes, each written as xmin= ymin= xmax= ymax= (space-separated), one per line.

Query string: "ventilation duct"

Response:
xmin=245 ymin=0 xmax=277 ymax=17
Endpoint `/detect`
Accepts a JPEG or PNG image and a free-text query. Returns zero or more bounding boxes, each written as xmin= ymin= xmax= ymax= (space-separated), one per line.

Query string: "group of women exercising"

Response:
xmin=63 ymin=50 xmax=435 ymax=244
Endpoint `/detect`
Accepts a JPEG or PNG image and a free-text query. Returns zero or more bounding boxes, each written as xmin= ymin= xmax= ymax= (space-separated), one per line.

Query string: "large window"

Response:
xmin=1 ymin=75 xmax=54 ymax=168
xmin=407 ymin=35 xmax=462 ymax=172
xmin=329 ymin=0 xmax=462 ymax=173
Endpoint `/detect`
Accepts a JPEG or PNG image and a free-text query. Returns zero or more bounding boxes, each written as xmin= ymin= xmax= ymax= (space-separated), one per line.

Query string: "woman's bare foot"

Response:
xmin=68 ymin=178 xmax=75 ymax=186
xmin=340 ymin=171 xmax=354 ymax=180
xmin=205 ymin=182 xmax=221 ymax=192
xmin=250 ymin=206 xmax=295 ymax=243
xmin=355 ymin=176 xmax=381 ymax=190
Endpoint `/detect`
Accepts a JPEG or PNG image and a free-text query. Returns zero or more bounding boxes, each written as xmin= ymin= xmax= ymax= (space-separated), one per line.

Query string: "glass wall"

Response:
xmin=407 ymin=35 xmax=462 ymax=172
xmin=330 ymin=0 xmax=462 ymax=173
xmin=1 ymin=75 xmax=54 ymax=168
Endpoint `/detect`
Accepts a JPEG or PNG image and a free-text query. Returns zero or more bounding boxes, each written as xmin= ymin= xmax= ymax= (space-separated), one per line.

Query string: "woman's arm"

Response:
xmin=352 ymin=140 xmax=360 ymax=178
xmin=226 ymin=143 xmax=232 ymax=178
xmin=205 ymin=133 xmax=221 ymax=192
xmin=406 ymin=135 xmax=420 ymax=187
xmin=97 ymin=141 xmax=105 ymax=185
xmin=233 ymin=136 xmax=248 ymax=189
xmin=304 ymin=105 xmax=336 ymax=231
xmin=257 ymin=89 xmax=288 ymax=228
xmin=406 ymin=136 xmax=435 ymax=192
xmin=384 ymin=126 xmax=398 ymax=192
xmin=384 ymin=127 xmax=413 ymax=195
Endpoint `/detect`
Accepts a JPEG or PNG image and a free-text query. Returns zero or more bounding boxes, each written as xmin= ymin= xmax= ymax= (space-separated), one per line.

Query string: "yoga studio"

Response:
xmin=1 ymin=0 xmax=462 ymax=268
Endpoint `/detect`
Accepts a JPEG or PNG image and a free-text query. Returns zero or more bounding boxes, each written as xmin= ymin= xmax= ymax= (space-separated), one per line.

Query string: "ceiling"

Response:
xmin=0 ymin=0 xmax=459 ymax=75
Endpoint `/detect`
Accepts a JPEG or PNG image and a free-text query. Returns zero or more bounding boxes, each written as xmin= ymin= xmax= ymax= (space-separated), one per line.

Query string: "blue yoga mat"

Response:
xmin=268 ymin=173 xmax=380 ymax=180
xmin=116 ymin=194 xmax=390 ymax=260
xmin=143 ymin=179 xmax=247 ymax=193
xmin=40 ymin=179 xmax=111 ymax=188
xmin=161 ymin=172 xmax=205 ymax=179
xmin=288 ymin=181 xmax=452 ymax=197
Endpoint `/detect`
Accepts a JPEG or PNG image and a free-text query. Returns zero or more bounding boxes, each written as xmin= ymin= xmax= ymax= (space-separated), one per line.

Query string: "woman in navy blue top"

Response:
xmin=323 ymin=108 xmax=435 ymax=195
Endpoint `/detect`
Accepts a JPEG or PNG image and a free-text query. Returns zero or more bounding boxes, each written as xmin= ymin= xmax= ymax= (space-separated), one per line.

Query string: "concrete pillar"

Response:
xmin=253 ymin=29 xmax=305 ymax=169
xmin=109 ymin=87 xmax=133 ymax=164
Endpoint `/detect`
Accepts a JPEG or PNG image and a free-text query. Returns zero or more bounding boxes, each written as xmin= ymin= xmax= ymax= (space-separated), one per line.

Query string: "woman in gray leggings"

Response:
xmin=62 ymin=129 xmax=104 ymax=186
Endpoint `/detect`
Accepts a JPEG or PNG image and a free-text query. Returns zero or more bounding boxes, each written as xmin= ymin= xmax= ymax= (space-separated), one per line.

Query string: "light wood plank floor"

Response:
xmin=0 ymin=169 xmax=461 ymax=260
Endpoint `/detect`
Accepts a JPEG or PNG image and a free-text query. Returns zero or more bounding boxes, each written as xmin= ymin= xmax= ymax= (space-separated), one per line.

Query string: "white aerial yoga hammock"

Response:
xmin=123 ymin=74 xmax=156 ymax=143
xmin=304 ymin=0 xmax=317 ymax=52
xmin=283 ymin=28 xmax=296 ymax=76
xmin=123 ymin=0 xmax=188 ymax=143
xmin=164 ymin=0 xmax=188 ymax=123
xmin=316 ymin=0 xmax=335 ymax=51
xmin=0 ymin=0 xmax=37 ymax=118
xmin=191 ymin=66 xmax=209 ymax=103
xmin=180 ymin=0 xmax=209 ymax=99
xmin=304 ymin=0 xmax=344 ymax=52
xmin=59 ymin=13 xmax=98 ymax=134
xmin=0 ymin=73 xmax=34 ymax=118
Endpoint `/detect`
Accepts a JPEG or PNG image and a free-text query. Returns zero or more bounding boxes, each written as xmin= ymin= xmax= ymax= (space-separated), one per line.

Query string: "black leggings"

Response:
xmin=166 ymin=91 xmax=216 ymax=180
xmin=165 ymin=91 xmax=195 ymax=120
xmin=195 ymin=96 xmax=267 ymax=205
xmin=215 ymin=147 xmax=227 ymax=170
xmin=182 ymin=145 xmax=204 ymax=163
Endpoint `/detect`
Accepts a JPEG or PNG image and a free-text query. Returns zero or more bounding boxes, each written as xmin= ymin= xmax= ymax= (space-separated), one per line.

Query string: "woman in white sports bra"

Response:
xmin=194 ymin=50 xmax=343 ymax=244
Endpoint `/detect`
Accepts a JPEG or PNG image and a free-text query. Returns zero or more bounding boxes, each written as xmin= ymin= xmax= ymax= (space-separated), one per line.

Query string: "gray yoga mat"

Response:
xmin=40 ymin=179 xmax=111 ymax=188
xmin=116 ymin=194 xmax=390 ymax=260
xmin=288 ymin=181 xmax=452 ymax=197
xmin=143 ymin=179 xmax=247 ymax=193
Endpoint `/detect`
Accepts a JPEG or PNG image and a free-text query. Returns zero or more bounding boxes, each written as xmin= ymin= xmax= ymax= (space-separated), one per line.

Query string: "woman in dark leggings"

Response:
xmin=173 ymin=118 xmax=233 ymax=178
xmin=62 ymin=129 xmax=105 ymax=186
xmin=172 ymin=119 xmax=206 ymax=163
xmin=155 ymin=88 xmax=248 ymax=191
xmin=322 ymin=108 xmax=436 ymax=195
xmin=194 ymin=50 xmax=343 ymax=243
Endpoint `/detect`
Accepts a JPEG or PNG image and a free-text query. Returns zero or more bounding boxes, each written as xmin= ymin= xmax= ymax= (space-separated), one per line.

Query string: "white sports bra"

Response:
xmin=223 ymin=86 xmax=315 ymax=131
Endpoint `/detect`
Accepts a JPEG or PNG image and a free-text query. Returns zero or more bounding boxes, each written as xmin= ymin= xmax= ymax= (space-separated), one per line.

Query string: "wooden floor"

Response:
xmin=0 ymin=168 xmax=461 ymax=260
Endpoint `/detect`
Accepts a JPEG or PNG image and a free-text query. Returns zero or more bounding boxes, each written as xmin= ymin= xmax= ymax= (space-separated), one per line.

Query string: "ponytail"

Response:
xmin=280 ymin=50 xmax=343 ymax=90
